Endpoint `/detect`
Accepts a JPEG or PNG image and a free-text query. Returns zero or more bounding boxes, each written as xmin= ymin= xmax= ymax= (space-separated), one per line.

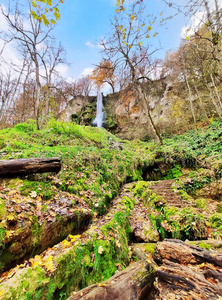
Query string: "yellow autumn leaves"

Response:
xmin=30 ymin=255 xmax=55 ymax=272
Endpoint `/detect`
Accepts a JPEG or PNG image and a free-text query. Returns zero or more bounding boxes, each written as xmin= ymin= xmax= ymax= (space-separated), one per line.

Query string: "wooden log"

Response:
xmin=154 ymin=239 xmax=222 ymax=267
xmin=68 ymin=260 xmax=156 ymax=300
xmin=0 ymin=157 xmax=61 ymax=178
xmin=156 ymin=260 xmax=222 ymax=300
xmin=153 ymin=239 xmax=222 ymax=300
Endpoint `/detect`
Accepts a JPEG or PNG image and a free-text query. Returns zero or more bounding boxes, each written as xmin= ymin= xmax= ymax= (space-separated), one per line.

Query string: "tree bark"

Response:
xmin=0 ymin=157 xmax=61 ymax=177
xmin=137 ymin=84 xmax=163 ymax=145
xmin=68 ymin=259 xmax=156 ymax=300
xmin=153 ymin=239 xmax=222 ymax=300
xmin=185 ymin=73 xmax=197 ymax=127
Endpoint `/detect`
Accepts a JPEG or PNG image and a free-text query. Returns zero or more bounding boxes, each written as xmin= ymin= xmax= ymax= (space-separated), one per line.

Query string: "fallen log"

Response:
xmin=153 ymin=239 xmax=222 ymax=300
xmin=154 ymin=239 xmax=222 ymax=267
xmin=68 ymin=260 xmax=156 ymax=300
xmin=156 ymin=259 xmax=222 ymax=300
xmin=0 ymin=157 xmax=61 ymax=177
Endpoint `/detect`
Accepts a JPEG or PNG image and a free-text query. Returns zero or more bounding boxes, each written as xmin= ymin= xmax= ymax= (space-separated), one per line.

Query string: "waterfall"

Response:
xmin=93 ymin=92 xmax=104 ymax=128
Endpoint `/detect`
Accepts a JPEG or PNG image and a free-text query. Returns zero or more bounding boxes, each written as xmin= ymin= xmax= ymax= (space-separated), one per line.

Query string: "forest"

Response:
xmin=0 ymin=0 xmax=221 ymax=299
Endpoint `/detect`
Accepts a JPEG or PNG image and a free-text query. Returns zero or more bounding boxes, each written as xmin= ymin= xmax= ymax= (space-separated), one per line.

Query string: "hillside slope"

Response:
xmin=0 ymin=119 xmax=221 ymax=299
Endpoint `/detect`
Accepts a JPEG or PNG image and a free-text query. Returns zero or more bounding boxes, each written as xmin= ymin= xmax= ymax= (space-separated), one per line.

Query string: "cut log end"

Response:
xmin=0 ymin=157 xmax=61 ymax=178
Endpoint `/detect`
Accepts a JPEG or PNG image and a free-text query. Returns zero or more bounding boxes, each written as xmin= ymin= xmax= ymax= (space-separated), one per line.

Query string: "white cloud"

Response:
xmin=79 ymin=67 xmax=94 ymax=77
xmin=86 ymin=41 xmax=96 ymax=48
xmin=85 ymin=40 xmax=104 ymax=49
xmin=55 ymin=64 xmax=69 ymax=78
xmin=66 ymin=76 xmax=76 ymax=84
xmin=180 ymin=11 xmax=205 ymax=38
xmin=180 ymin=0 xmax=222 ymax=39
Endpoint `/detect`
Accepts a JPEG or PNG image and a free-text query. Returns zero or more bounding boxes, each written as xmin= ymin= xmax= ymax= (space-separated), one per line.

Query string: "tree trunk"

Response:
xmin=210 ymin=73 xmax=222 ymax=112
xmin=192 ymin=78 xmax=209 ymax=121
xmin=68 ymin=260 xmax=156 ymax=300
xmin=153 ymin=239 xmax=222 ymax=300
xmin=185 ymin=74 xmax=197 ymax=127
xmin=137 ymin=84 xmax=163 ymax=145
xmin=206 ymin=83 xmax=222 ymax=118
xmin=0 ymin=157 xmax=61 ymax=178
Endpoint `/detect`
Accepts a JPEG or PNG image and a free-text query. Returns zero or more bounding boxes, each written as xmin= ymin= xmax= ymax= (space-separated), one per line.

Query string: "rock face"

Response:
xmin=58 ymin=77 xmax=215 ymax=140
xmin=58 ymin=95 xmax=97 ymax=125
xmin=58 ymin=79 xmax=177 ymax=140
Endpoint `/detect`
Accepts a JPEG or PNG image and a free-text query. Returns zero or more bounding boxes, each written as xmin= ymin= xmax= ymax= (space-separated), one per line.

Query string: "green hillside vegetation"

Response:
xmin=0 ymin=118 xmax=221 ymax=299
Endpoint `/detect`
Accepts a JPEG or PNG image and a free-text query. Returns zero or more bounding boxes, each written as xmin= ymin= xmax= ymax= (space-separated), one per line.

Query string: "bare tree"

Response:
xmin=77 ymin=75 xmax=93 ymax=98
xmin=162 ymin=0 xmax=222 ymax=79
xmin=40 ymin=42 xmax=67 ymax=115
xmin=1 ymin=0 xmax=55 ymax=128
xmin=101 ymin=0 xmax=163 ymax=144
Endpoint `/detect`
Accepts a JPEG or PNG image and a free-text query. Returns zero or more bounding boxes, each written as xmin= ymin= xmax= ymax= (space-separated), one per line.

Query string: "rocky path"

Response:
xmin=148 ymin=179 xmax=194 ymax=208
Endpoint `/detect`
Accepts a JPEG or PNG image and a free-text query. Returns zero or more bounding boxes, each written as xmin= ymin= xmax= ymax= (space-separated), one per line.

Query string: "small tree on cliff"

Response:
xmin=90 ymin=60 xmax=117 ymax=93
xmin=101 ymin=0 xmax=163 ymax=144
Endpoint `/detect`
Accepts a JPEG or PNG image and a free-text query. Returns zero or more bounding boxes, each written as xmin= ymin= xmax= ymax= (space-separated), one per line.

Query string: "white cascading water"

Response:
xmin=93 ymin=92 xmax=104 ymax=127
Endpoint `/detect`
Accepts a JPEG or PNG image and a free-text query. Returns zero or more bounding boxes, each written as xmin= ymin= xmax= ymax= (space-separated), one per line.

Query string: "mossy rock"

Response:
xmin=216 ymin=203 xmax=222 ymax=213
xmin=195 ymin=198 xmax=207 ymax=209
xmin=209 ymin=213 xmax=222 ymax=228
xmin=144 ymin=243 xmax=156 ymax=256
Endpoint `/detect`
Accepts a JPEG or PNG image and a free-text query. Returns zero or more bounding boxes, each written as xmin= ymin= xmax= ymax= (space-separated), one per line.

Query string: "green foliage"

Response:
xmin=149 ymin=205 xmax=207 ymax=241
xmin=195 ymin=198 xmax=207 ymax=209
xmin=20 ymin=180 xmax=53 ymax=200
xmin=15 ymin=120 xmax=37 ymax=132
xmin=209 ymin=213 xmax=222 ymax=228
xmin=121 ymin=196 xmax=135 ymax=210
xmin=179 ymin=208 xmax=206 ymax=239
xmin=163 ymin=164 xmax=183 ymax=180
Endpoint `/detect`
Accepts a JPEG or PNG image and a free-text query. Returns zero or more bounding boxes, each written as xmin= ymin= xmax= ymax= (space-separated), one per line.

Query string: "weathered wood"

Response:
xmin=156 ymin=260 xmax=222 ymax=300
xmin=153 ymin=239 xmax=222 ymax=300
xmin=154 ymin=239 xmax=222 ymax=267
xmin=68 ymin=260 xmax=156 ymax=300
xmin=0 ymin=157 xmax=61 ymax=177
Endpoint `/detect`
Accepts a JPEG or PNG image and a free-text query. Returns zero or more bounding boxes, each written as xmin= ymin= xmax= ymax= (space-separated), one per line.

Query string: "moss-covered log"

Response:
xmin=154 ymin=239 xmax=222 ymax=266
xmin=0 ymin=208 xmax=131 ymax=299
xmin=0 ymin=157 xmax=61 ymax=178
xmin=68 ymin=260 xmax=156 ymax=300
xmin=0 ymin=207 xmax=92 ymax=274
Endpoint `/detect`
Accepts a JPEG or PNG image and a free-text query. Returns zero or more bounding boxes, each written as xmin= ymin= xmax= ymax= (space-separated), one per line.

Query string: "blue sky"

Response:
xmin=52 ymin=0 xmax=188 ymax=80
xmin=0 ymin=0 xmax=192 ymax=90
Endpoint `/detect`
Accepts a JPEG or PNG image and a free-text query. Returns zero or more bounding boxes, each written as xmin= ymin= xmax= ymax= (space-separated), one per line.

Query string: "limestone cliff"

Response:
xmin=58 ymin=78 xmax=216 ymax=140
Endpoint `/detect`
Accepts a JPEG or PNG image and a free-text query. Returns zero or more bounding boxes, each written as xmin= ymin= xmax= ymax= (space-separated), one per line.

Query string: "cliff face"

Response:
xmin=58 ymin=95 xmax=97 ymax=126
xmin=58 ymin=78 xmax=216 ymax=140
xmin=58 ymin=79 xmax=174 ymax=140
xmin=103 ymin=81 xmax=174 ymax=140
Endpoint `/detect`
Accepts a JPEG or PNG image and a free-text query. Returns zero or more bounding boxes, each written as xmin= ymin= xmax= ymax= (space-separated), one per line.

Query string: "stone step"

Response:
xmin=147 ymin=179 xmax=194 ymax=209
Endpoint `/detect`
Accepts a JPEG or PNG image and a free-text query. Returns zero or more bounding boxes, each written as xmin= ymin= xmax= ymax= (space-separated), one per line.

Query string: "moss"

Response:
xmin=216 ymin=204 xmax=222 ymax=213
xmin=177 ymin=190 xmax=192 ymax=201
xmin=0 ymin=209 xmax=131 ymax=299
xmin=20 ymin=180 xmax=53 ymax=200
xmin=209 ymin=213 xmax=222 ymax=228
xmin=198 ymin=242 xmax=212 ymax=250
xmin=0 ymin=198 xmax=6 ymax=221
xmin=144 ymin=243 xmax=156 ymax=256
xmin=195 ymin=198 xmax=207 ymax=209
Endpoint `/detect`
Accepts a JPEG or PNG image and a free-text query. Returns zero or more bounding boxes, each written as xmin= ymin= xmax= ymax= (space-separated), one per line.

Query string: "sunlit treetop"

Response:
xmin=114 ymin=0 xmax=164 ymax=51
xmin=30 ymin=0 xmax=64 ymax=26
